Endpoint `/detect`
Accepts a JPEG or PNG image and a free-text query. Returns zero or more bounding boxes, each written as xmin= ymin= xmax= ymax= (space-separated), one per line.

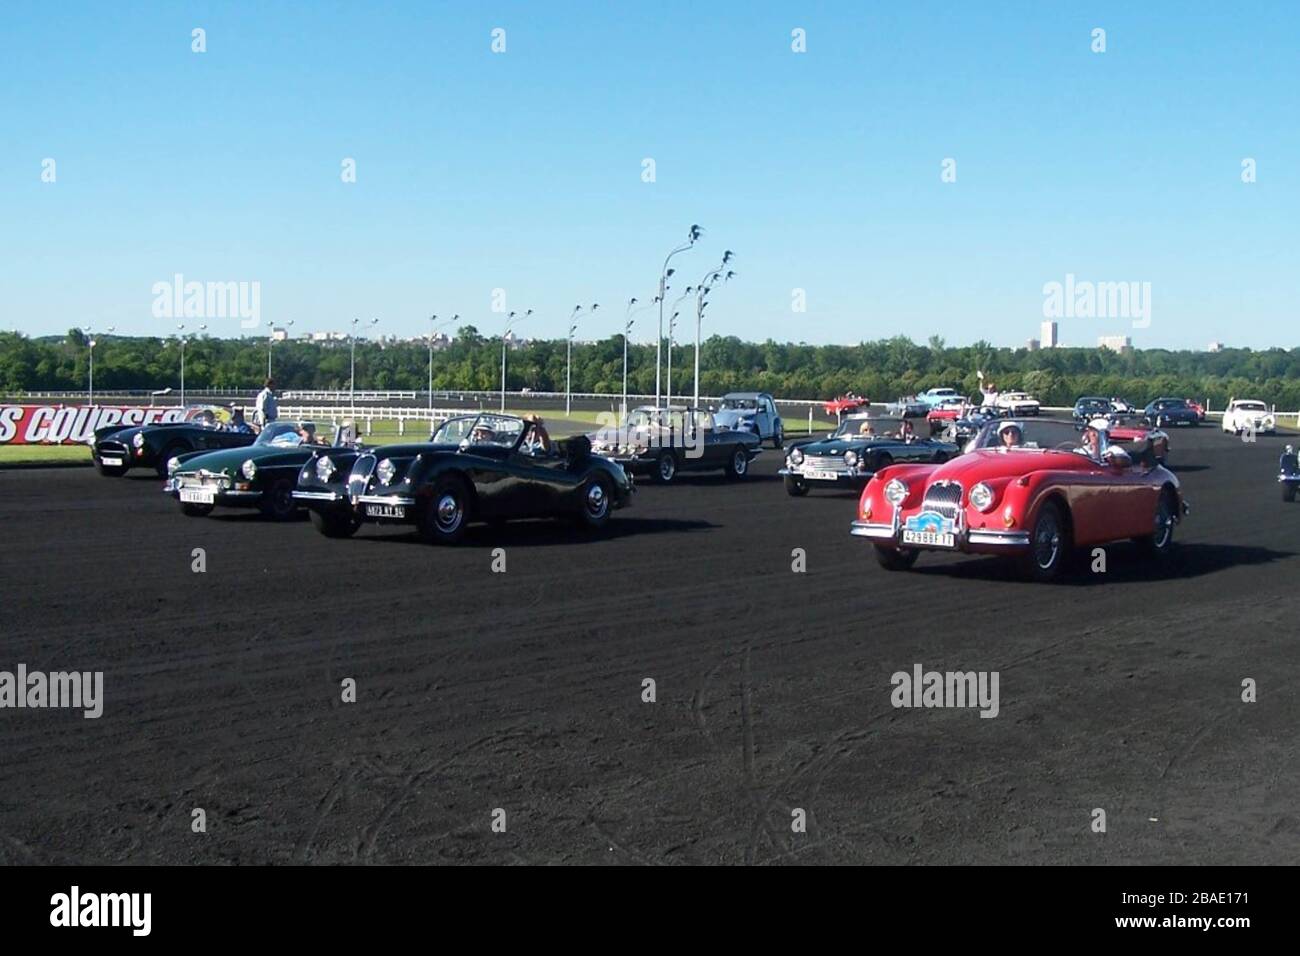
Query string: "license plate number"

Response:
xmin=366 ymin=503 xmax=406 ymax=519
xmin=806 ymin=470 xmax=838 ymax=481
xmin=902 ymin=530 xmax=955 ymax=548
xmin=100 ymin=456 xmax=123 ymax=466
xmin=180 ymin=488 xmax=215 ymax=504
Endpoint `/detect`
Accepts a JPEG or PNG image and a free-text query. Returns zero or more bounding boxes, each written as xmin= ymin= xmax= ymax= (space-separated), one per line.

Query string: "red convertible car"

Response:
xmin=824 ymin=394 xmax=870 ymax=417
xmin=850 ymin=419 xmax=1189 ymax=581
xmin=1105 ymin=412 xmax=1170 ymax=465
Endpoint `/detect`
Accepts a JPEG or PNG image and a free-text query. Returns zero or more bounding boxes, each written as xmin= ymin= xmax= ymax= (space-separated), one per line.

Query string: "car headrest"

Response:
xmin=565 ymin=434 xmax=591 ymax=465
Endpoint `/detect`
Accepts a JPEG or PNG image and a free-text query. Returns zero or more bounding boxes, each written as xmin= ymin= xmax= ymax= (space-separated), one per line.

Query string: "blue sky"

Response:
xmin=1 ymin=1 xmax=1296 ymax=349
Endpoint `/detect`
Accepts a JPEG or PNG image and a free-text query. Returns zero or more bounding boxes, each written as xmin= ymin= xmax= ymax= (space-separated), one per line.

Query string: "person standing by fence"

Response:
xmin=255 ymin=378 xmax=279 ymax=426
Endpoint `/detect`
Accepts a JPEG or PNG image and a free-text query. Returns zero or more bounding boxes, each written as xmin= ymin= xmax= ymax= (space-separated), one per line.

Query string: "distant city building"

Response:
xmin=270 ymin=327 xmax=291 ymax=342
xmin=1040 ymin=320 xmax=1059 ymax=348
xmin=1207 ymin=341 xmax=1223 ymax=352
xmin=1026 ymin=338 xmax=1041 ymax=351
xmin=1098 ymin=334 xmax=1132 ymax=352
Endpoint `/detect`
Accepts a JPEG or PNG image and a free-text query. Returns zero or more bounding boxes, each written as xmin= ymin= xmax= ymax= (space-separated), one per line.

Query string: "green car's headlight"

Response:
xmin=316 ymin=456 xmax=336 ymax=482
xmin=132 ymin=433 xmax=145 ymax=448
xmin=241 ymin=459 xmax=257 ymax=480
xmin=789 ymin=448 xmax=804 ymax=465
xmin=844 ymin=450 xmax=858 ymax=468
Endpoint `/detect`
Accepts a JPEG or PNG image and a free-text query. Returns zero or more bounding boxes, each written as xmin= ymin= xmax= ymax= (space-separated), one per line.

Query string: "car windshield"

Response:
xmin=833 ymin=416 xmax=907 ymax=439
xmin=720 ymin=397 xmax=758 ymax=410
xmin=972 ymin=419 xmax=1084 ymax=451
xmin=432 ymin=413 xmax=525 ymax=449
xmin=255 ymin=422 xmax=307 ymax=447
xmin=625 ymin=408 xmax=691 ymax=431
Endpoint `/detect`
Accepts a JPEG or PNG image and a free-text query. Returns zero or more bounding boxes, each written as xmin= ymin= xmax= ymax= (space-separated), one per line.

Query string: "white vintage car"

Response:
xmin=1222 ymin=399 xmax=1276 ymax=435
xmin=995 ymin=391 xmax=1041 ymax=416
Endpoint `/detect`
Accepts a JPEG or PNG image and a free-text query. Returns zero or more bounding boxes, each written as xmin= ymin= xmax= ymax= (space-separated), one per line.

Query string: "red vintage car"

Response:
xmin=824 ymin=394 xmax=870 ymax=417
xmin=925 ymin=397 xmax=970 ymax=435
xmin=1187 ymin=399 xmax=1206 ymax=422
xmin=1105 ymin=412 xmax=1170 ymax=465
xmin=850 ymin=419 xmax=1188 ymax=580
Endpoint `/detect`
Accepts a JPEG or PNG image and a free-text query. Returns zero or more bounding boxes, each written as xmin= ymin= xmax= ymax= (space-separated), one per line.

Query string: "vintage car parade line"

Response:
xmin=0 ymin=413 xmax=1297 ymax=865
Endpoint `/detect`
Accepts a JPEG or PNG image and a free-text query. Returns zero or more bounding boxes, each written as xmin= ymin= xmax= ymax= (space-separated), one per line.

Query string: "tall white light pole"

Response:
xmin=566 ymin=303 xmax=597 ymax=418
xmin=177 ymin=323 xmax=206 ymax=407
xmin=350 ymin=317 xmax=379 ymax=417
xmin=501 ymin=309 xmax=533 ymax=412
xmin=665 ymin=287 xmax=693 ymax=407
xmin=267 ymin=319 xmax=294 ymax=377
xmin=621 ymin=298 xmax=637 ymax=421
xmin=655 ymin=225 xmax=702 ymax=406
xmin=693 ymin=252 xmax=735 ymax=408
xmin=428 ymin=313 xmax=458 ymax=410
xmin=86 ymin=325 xmax=113 ymax=406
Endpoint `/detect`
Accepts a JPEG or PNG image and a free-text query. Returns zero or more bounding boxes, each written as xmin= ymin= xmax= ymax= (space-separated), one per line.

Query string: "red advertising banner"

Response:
xmin=0 ymin=405 xmax=194 ymax=445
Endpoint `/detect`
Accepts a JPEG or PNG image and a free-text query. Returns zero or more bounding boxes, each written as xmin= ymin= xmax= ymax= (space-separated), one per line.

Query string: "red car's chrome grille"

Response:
xmin=922 ymin=480 xmax=963 ymax=520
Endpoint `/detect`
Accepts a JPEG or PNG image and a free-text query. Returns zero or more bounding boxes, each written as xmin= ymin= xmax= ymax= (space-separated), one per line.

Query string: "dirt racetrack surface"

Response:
xmin=1 ymin=425 xmax=1298 ymax=865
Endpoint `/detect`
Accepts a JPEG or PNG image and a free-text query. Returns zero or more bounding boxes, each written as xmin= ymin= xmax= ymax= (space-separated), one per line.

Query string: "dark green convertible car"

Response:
xmin=293 ymin=412 xmax=633 ymax=543
xmin=164 ymin=421 xmax=356 ymax=519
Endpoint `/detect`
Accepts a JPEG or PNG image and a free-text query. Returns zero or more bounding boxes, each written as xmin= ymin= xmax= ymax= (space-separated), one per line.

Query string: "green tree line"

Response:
xmin=4 ymin=328 xmax=1300 ymax=410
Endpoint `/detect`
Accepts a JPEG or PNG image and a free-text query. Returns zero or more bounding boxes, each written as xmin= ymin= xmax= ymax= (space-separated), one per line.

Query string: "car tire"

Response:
xmin=95 ymin=458 xmax=127 ymax=477
xmin=1285 ymin=484 xmax=1297 ymax=503
xmin=784 ymin=475 xmax=809 ymax=497
xmin=260 ymin=478 xmax=297 ymax=521
xmin=874 ymin=545 xmax=919 ymax=571
xmin=418 ymin=477 xmax=470 ymax=545
xmin=724 ymin=446 xmax=750 ymax=479
xmin=1019 ymin=500 xmax=1069 ymax=582
xmin=156 ymin=443 xmax=188 ymax=478
xmin=180 ymin=502 xmax=214 ymax=517
xmin=772 ymin=426 xmax=784 ymax=450
xmin=575 ymin=475 xmax=614 ymax=530
xmin=1135 ymin=490 xmax=1177 ymax=556
xmin=310 ymin=509 xmax=360 ymax=538
xmin=653 ymin=452 xmax=677 ymax=484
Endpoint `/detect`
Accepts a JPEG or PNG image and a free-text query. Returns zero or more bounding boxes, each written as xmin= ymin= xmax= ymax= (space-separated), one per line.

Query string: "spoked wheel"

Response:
xmin=725 ymin=447 xmax=750 ymax=479
xmin=1019 ymin=501 xmax=1069 ymax=581
xmin=654 ymin=452 xmax=677 ymax=484
xmin=1135 ymin=491 xmax=1177 ymax=556
xmin=575 ymin=476 xmax=613 ymax=530
xmin=874 ymin=545 xmax=920 ymax=571
xmin=419 ymin=480 xmax=469 ymax=544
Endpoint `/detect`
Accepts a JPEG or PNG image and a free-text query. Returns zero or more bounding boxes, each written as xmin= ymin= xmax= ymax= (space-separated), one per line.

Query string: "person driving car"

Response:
xmin=858 ymin=420 xmax=875 ymax=437
xmin=470 ymin=423 xmax=497 ymax=445
xmin=228 ymin=406 xmax=253 ymax=434
xmin=296 ymin=423 xmax=325 ymax=445
xmin=997 ymin=421 xmax=1023 ymax=448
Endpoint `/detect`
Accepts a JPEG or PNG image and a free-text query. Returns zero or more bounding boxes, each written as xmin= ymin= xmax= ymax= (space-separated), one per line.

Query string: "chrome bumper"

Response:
xmin=849 ymin=517 xmax=1029 ymax=549
xmin=293 ymin=490 xmax=344 ymax=501
xmin=357 ymin=494 xmax=416 ymax=507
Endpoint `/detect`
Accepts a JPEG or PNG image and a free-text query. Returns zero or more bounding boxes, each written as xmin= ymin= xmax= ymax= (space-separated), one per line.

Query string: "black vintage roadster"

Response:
xmin=92 ymin=406 xmax=257 ymax=477
xmin=292 ymin=413 xmax=633 ymax=543
xmin=588 ymin=405 xmax=762 ymax=484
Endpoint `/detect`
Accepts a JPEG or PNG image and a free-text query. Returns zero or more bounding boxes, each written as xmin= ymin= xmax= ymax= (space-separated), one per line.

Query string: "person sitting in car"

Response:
xmin=470 ymin=423 xmax=497 ymax=445
xmin=296 ymin=423 xmax=326 ymax=445
xmin=227 ymin=406 xmax=254 ymax=434
xmin=1077 ymin=418 xmax=1130 ymax=466
xmin=858 ymin=420 xmax=875 ymax=437
xmin=997 ymin=421 xmax=1023 ymax=449
xmin=521 ymin=414 xmax=552 ymax=456
xmin=898 ymin=419 xmax=914 ymax=442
